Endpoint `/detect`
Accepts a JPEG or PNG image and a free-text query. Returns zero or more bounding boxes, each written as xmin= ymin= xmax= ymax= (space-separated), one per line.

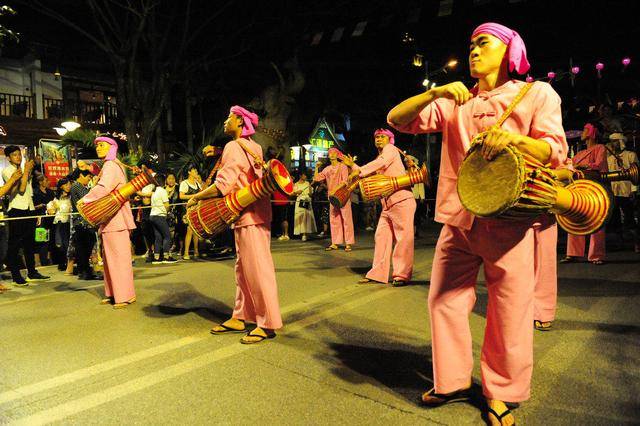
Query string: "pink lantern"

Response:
xmin=622 ymin=57 xmax=631 ymax=67
xmin=571 ymin=66 xmax=580 ymax=74
xmin=525 ymin=75 xmax=534 ymax=83
xmin=595 ymin=62 xmax=604 ymax=70
xmin=547 ymin=71 xmax=556 ymax=80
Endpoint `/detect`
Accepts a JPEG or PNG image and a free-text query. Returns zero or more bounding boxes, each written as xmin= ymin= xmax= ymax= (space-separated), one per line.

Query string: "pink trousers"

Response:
xmin=534 ymin=217 xmax=558 ymax=323
xmin=101 ymin=230 xmax=135 ymax=303
xmin=329 ymin=202 xmax=355 ymax=245
xmin=566 ymin=228 xmax=606 ymax=261
xmin=232 ymin=224 xmax=282 ymax=330
xmin=366 ymin=198 xmax=416 ymax=283
xmin=428 ymin=220 xmax=535 ymax=402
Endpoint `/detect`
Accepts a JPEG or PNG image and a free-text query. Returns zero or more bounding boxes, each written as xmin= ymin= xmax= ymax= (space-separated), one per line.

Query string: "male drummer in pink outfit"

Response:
xmin=343 ymin=129 xmax=416 ymax=286
xmin=313 ymin=147 xmax=356 ymax=251
xmin=388 ymin=23 xmax=568 ymax=425
xmin=188 ymin=106 xmax=282 ymax=344
xmin=82 ymin=137 xmax=136 ymax=309
xmin=561 ymin=123 xmax=608 ymax=265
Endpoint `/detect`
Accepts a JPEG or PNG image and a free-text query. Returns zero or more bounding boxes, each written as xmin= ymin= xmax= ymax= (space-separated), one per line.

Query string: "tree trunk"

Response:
xmin=156 ymin=122 xmax=164 ymax=163
xmin=185 ymin=84 xmax=193 ymax=153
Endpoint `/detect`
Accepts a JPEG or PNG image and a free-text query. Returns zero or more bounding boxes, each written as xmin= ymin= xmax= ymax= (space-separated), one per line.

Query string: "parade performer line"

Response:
xmin=0 ymin=283 xmax=380 ymax=408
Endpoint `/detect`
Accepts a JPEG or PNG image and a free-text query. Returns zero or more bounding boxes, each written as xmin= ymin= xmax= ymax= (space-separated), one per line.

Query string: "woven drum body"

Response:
xmin=359 ymin=164 xmax=429 ymax=203
xmin=329 ymin=179 xmax=359 ymax=208
xmin=77 ymin=165 xmax=157 ymax=227
xmin=187 ymin=159 xmax=294 ymax=239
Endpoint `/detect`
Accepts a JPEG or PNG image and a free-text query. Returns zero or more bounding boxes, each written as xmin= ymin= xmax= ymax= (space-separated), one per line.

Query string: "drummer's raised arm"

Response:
xmin=388 ymin=82 xmax=468 ymax=133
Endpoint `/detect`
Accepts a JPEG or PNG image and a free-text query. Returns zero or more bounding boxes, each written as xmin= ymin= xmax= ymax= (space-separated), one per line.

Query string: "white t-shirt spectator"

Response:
xmin=150 ymin=186 xmax=169 ymax=216
xmin=47 ymin=197 xmax=72 ymax=224
xmin=2 ymin=164 xmax=34 ymax=211
xmin=608 ymin=150 xmax=638 ymax=197
xmin=179 ymin=179 xmax=201 ymax=195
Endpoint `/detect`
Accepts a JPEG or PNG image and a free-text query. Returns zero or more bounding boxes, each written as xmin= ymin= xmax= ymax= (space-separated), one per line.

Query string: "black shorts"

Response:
xmin=272 ymin=204 xmax=290 ymax=224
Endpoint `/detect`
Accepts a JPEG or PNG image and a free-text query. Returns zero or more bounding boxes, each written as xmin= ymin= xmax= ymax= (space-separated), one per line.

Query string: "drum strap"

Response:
xmin=492 ymin=82 xmax=534 ymax=129
xmin=236 ymin=138 xmax=266 ymax=170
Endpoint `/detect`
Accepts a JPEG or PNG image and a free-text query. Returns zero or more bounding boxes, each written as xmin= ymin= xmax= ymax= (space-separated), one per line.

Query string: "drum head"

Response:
xmin=268 ymin=159 xmax=295 ymax=196
xmin=457 ymin=145 xmax=525 ymax=217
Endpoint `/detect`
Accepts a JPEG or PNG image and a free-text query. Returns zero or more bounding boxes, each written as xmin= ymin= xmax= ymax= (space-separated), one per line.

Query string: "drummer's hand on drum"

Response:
xmin=186 ymin=196 xmax=199 ymax=209
xmin=432 ymin=82 xmax=472 ymax=106
xmin=348 ymin=170 xmax=360 ymax=181
xmin=481 ymin=127 xmax=520 ymax=161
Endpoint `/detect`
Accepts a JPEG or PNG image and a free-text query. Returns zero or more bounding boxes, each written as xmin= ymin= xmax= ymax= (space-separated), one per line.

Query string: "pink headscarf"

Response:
xmin=471 ymin=22 xmax=530 ymax=75
xmin=374 ymin=128 xmax=395 ymax=145
xmin=584 ymin=123 xmax=598 ymax=139
xmin=230 ymin=105 xmax=259 ymax=137
xmin=328 ymin=147 xmax=344 ymax=159
xmin=94 ymin=136 xmax=118 ymax=161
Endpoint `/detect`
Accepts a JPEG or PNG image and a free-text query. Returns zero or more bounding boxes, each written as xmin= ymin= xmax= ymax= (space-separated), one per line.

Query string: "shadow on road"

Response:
xmin=142 ymin=282 xmax=232 ymax=323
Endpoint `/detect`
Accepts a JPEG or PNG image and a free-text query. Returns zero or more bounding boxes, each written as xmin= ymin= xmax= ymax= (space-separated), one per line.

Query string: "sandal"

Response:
xmin=210 ymin=320 xmax=246 ymax=335
xmin=240 ymin=328 xmax=276 ymax=345
xmin=0 ymin=284 xmax=11 ymax=293
xmin=421 ymin=385 xmax=471 ymax=407
xmin=487 ymin=403 xmax=515 ymax=426
xmin=100 ymin=297 xmax=114 ymax=305
xmin=590 ymin=259 xmax=605 ymax=265
xmin=559 ymin=256 xmax=576 ymax=263
xmin=357 ymin=278 xmax=372 ymax=284
xmin=391 ymin=279 xmax=408 ymax=287
xmin=344 ymin=245 xmax=352 ymax=252
xmin=325 ymin=245 xmax=338 ymax=251
xmin=534 ymin=320 xmax=553 ymax=331
xmin=113 ymin=297 xmax=136 ymax=309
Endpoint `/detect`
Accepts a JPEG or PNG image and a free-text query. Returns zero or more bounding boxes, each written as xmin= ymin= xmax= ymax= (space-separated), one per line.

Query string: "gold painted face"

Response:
xmin=328 ymin=151 xmax=338 ymax=161
xmin=223 ymin=113 xmax=242 ymax=136
xmin=469 ymin=34 xmax=508 ymax=78
xmin=374 ymin=134 xmax=389 ymax=149
xmin=95 ymin=141 xmax=111 ymax=159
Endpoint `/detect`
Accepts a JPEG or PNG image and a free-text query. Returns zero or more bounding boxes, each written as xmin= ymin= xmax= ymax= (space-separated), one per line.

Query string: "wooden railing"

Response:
xmin=0 ymin=93 xmax=35 ymax=118
xmin=43 ymin=96 xmax=119 ymax=125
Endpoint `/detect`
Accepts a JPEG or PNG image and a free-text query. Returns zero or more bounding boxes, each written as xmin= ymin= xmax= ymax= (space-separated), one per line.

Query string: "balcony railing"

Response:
xmin=44 ymin=97 xmax=119 ymax=125
xmin=0 ymin=93 xmax=35 ymax=118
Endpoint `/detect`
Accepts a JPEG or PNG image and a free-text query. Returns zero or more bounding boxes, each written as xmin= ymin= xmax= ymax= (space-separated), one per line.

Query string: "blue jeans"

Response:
xmin=150 ymin=215 xmax=171 ymax=256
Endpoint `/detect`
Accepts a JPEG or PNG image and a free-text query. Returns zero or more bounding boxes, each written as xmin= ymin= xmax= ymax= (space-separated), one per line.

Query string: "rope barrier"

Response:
xmin=0 ymin=198 xmax=437 ymax=223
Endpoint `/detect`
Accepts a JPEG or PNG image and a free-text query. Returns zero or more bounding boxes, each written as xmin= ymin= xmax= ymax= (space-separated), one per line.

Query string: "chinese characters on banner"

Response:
xmin=40 ymin=140 xmax=71 ymax=187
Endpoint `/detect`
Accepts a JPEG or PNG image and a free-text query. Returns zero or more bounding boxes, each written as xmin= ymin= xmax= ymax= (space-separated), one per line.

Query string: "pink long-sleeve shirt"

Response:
xmin=572 ymin=144 xmax=608 ymax=173
xmin=314 ymin=162 xmax=350 ymax=194
xmin=214 ymin=137 xmax=271 ymax=228
xmin=82 ymin=160 xmax=136 ymax=232
xmin=389 ymin=79 xmax=568 ymax=230
xmin=357 ymin=143 xmax=413 ymax=208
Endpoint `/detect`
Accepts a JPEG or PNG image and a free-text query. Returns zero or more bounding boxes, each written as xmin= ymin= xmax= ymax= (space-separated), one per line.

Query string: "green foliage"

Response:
xmin=60 ymin=129 xmax=98 ymax=148
xmin=167 ymin=124 xmax=225 ymax=180
xmin=0 ymin=5 xmax=19 ymax=48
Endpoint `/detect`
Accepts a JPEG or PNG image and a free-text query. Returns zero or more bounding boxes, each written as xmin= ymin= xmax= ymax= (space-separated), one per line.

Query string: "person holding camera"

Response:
xmin=292 ymin=170 xmax=316 ymax=241
xmin=1 ymin=146 xmax=50 ymax=285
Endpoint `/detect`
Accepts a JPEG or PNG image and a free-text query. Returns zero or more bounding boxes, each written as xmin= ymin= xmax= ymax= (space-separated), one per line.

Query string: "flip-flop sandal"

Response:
xmin=325 ymin=245 xmax=338 ymax=251
xmin=487 ymin=405 xmax=515 ymax=426
xmin=357 ymin=278 xmax=372 ymax=283
xmin=421 ymin=386 xmax=471 ymax=407
xmin=210 ymin=323 xmax=246 ymax=335
xmin=344 ymin=246 xmax=352 ymax=252
xmin=240 ymin=330 xmax=276 ymax=344
xmin=590 ymin=260 xmax=605 ymax=265
xmin=534 ymin=320 xmax=553 ymax=331
xmin=559 ymin=257 xmax=576 ymax=263
xmin=391 ymin=280 xmax=408 ymax=287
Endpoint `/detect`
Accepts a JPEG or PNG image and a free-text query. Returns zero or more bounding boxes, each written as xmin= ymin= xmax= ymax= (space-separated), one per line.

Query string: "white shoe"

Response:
xmin=365 ymin=226 xmax=374 ymax=231
xmin=317 ymin=232 xmax=325 ymax=237
xmin=301 ymin=235 xmax=307 ymax=241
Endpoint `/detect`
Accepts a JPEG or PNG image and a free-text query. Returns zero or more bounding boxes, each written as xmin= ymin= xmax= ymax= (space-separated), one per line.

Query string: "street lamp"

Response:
xmin=53 ymin=127 xmax=67 ymax=136
xmin=61 ymin=121 xmax=81 ymax=132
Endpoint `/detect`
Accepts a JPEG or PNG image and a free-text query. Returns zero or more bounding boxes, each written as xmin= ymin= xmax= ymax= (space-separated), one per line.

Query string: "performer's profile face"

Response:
xmin=328 ymin=151 xmax=338 ymax=160
xmin=374 ymin=134 xmax=389 ymax=149
xmin=95 ymin=141 xmax=111 ymax=159
xmin=468 ymin=34 xmax=507 ymax=78
xmin=224 ymin=113 xmax=242 ymax=135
